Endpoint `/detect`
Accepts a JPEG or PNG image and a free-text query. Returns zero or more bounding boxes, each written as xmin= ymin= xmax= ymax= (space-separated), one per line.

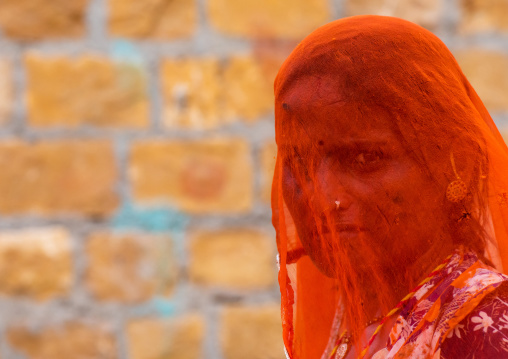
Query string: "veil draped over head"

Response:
xmin=271 ymin=16 xmax=508 ymax=358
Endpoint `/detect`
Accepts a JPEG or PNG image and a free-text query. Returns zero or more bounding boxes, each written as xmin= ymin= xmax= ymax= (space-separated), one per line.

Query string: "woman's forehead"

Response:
xmin=276 ymin=87 xmax=398 ymax=147
xmin=278 ymin=74 xmax=348 ymax=110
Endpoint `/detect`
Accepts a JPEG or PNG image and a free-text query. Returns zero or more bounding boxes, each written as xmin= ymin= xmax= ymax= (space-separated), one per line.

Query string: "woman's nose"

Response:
xmin=315 ymin=163 xmax=352 ymax=211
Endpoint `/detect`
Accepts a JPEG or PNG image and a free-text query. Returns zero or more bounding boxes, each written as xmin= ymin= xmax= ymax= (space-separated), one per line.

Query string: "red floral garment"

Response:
xmin=440 ymin=283 xmax=508 ymax=358
xmin=379 ymin=250 xmax=508 ymax=359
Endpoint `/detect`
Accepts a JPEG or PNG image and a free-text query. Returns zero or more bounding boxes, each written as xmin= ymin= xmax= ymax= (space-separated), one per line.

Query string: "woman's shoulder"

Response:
xmin=441 ymin=281 xmax=508 ymax=358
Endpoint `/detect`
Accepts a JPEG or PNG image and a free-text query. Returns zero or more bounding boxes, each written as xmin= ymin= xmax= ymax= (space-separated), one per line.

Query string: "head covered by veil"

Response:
xmin=272 ymin=15 xmax=508 ymax=358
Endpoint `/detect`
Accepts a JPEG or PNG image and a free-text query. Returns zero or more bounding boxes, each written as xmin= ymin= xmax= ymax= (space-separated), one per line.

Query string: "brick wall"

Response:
xmin=0 ymin=0 xmax=506 ymax=358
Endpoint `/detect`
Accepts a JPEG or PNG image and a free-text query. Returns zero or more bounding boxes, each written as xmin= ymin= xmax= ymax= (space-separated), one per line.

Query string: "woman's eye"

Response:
xmin=353 ymin=151 xmax=383 ymax=168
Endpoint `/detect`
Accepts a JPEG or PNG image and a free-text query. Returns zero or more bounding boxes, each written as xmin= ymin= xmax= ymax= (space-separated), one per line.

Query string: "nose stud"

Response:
xmin=335 ymin=200 xmax=341 ymax=210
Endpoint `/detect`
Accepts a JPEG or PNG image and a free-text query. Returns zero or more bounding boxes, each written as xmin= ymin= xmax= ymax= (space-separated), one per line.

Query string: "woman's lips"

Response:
xmin=336 ymin=224 xmax=365 ymax=232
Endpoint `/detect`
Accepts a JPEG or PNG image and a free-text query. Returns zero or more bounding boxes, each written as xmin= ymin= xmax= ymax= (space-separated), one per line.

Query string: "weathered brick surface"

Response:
xmin=127 ymin=315 xmax=204 ymax=359
xmin=189 ymin=229 xmax=276 ymax=289
xmin=0 ymin=60 xmax=12 ymax=123
xmin=0 ymin=140 xmax=118 ymax=216
xmin=162 ymin=58 xmax=223 ymax=129
xmin=260 ymin=142 xmax=277 ymax=203
xmin=109 ymin=0 xmax=197 ymax=39
xmin=0 ymin=0 xmax=88 ymax=41
xmin=129 ymin=139 xmax=253 ymax=213
xmin=455 ymin=50 xmax=508 ymax=112
xmin=345 ymin=0 xmax=442 ymax=28
xmin=223 ymin=56 xmax=274 ymax=121
xmin=86 ymin=232 xmax=177 ymax=303
xmin=0 ymin=227 xmax=71 ymax=299
xmin=8 ymin=323 xmax=117 ymax=359
xmin=207 ymin=0 xmax=331 ymax=39
xmin=221 ymin=305 xmax=284 ymax=359
xmin=26 ymin=54 xmax=149 ymax=127
xmin=460 ymin=0 xmax=508 ymax=33
xmin=162 ymin=56 xmax=273 ymax=129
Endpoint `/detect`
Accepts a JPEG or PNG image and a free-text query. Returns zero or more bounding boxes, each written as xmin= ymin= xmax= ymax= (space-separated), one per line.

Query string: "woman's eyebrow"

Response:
xmin=279 ymin=137 xmax=393 ymax=153
xmin=280 ymin=140 xmax=385 ymax=150
xmin=324 ymin=139 xmax=390 ymax=150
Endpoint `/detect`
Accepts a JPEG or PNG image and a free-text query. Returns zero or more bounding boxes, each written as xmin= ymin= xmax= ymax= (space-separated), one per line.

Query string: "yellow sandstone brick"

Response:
xmin=223 ymin=56 xmax=274 ymax=122
xmin=207 ymin=0 xmax=330 ymax=39
xmin=0 ymin=140 xmax=118 ymax=216
xmin=109 ymin=0 xmax=197 ymax=39
xmin=345 ymin=0 xmax=442 ymax=29
xmin=221 ymin=305 xmax=284 ymax=359
xmin=455 ymin=50 xmax=508 ymax=112
xmin=127 ymin=315 xmax=204 ymax=359
xmin=161 ymin=58 xmax=223 ymax=129
xmin=162 ymin=56 xmax=274 ymax=128
xmin=260 ymin=142 xmax=277 ymax=203
xmin=189 ymin=229 xmax=276 ymax=289
xmin=26 ymin=54 xmax=149 ymax=127
xmin=129 ymin=139 xmax=253 ymax=214
xmin=86 ymin=232 xmax=177 ymax=303
xmin=0 ymin=0 xmax=88 ymax=40
xmin=460 ymin=0 xmax=508 ymax=33
xmin=0 ymin=227 xmax=71 ymax=300
xmin=8 ymin=323 xmax=117 ymax=359
xmin=0 ymin=59 xmax=12 ymax=123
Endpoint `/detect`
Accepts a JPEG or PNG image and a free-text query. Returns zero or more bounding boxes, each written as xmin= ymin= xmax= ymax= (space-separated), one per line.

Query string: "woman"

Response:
xmin=272 ymin=16 xmax=508 ymax=358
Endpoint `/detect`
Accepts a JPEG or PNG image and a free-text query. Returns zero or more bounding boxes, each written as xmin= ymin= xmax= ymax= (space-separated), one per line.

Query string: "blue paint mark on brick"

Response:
xmin=129 ymin=297 xmax=178 ymax=318
xmin=111 ymin=40 xmax=144 ymax=66
xmin=112 ymin=202 xmax=190 ymax=234
xmin=113 ymin=202 xmax=189 ymax=318
xmin=152 ymin=297 xmax=177 ymax=317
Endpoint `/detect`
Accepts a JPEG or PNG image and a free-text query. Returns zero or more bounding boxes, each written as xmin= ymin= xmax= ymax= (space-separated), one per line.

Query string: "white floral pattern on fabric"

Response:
xmin=471 ymin=311 xmax=493 ymax=332
xmin=500 ymin=312 xmax=508 ymax=330
xmin=446 ymin=323 xmax=464 ymax=339
xmin=385 ymin=252 xmax=508 ymax=359
xmin=440 ymin=285 xmax=508 ymax=358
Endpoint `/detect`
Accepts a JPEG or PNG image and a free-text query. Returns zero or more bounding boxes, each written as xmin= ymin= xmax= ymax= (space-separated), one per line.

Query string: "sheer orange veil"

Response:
xmin=271 ymin=15 xmax=508 ymax=358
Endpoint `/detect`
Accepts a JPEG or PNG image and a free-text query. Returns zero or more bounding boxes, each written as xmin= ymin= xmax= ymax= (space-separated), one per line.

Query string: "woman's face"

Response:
xmin=279 ymin=77 xmax=451 ymax=278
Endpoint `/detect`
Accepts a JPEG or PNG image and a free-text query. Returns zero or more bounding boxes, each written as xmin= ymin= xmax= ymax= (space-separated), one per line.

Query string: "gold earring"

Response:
xmin=446 ymin=152 xmax=467 ymax=202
